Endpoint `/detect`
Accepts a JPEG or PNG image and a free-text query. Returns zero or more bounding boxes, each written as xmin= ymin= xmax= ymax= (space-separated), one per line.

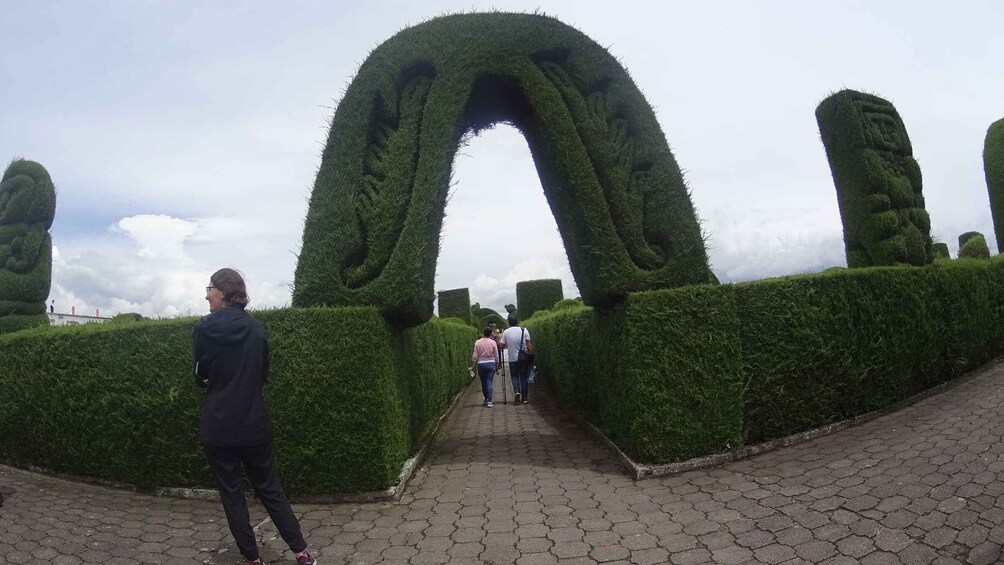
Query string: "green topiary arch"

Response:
xmin=293 ymin=12 xmax=711 ymax=327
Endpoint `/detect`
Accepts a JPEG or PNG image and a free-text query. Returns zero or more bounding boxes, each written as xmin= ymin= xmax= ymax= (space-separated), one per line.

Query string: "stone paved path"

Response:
xmin=3 ymin=360 xmax=1004 ymax=564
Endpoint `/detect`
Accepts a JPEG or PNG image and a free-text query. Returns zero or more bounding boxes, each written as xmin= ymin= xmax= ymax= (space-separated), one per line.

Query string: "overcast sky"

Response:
xmin=2 ymin=1 xmax=1000 ymax=318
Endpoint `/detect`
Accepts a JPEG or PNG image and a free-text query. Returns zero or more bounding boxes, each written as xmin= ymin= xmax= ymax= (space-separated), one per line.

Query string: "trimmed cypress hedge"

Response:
xmin=293 ymin=12 xmax=711 ymax=327
xmin=986 ymin=118 xmax=1004 ymax=252
xmin=933 ymin=242 xmax=950 ymax=259
xmin=959 ymin=231 xmax=982 ymax=248
xmin=516 ymin=278 xmax=564 ymax=321
xmin=0 ymin=159 xmax=56 ymax=333
xmin=0 ymin=307 xmax=474 ymax=495
xmin=528 ymin=257 xmax=1004 ymax=463
xmin=437 ymin=288 xmax=471 ymax=324
xmin=816 ymin=90 xmax=933 ymax=268
xmin=959 ymin=233 xmax=991 ymax=259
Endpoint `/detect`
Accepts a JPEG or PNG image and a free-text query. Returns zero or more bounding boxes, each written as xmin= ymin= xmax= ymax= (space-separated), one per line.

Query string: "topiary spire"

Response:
xmin=816 ymin=90 xmax=933 ymax=268
xmin=0 ymin=159 xmax=56 ymax=333
xmin=985 ymin=118 xmax=1004 ymax=252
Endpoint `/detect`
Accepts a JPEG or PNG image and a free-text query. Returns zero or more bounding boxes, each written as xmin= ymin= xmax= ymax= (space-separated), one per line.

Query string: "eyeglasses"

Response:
xmin=206 ymin=286 xmax=215 ymax=293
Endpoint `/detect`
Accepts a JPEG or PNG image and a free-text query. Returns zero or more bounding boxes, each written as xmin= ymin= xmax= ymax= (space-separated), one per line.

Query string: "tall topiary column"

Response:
xmin=985 ymin=118 xmax=1004 ymax=252
xmin=958 ymin=232 xmax=990 ymax=259
xmin=516 ymin=279 xmax=564 ymax=320
xmin=816 ymin=90 xmax=933 ymax=268
xmin=0 ymin=159 xmax=56 ymax=333
xmin=437 ymin=288 xmax=471 ymax=323
xmin=292 ymin=12 xmax=712 ymax=328
xmin=932 ymin=242 xmax=950 ymax=260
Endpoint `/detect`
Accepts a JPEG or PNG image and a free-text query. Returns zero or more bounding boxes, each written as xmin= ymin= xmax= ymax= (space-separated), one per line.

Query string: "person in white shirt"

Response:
xmin=501 ymin=315 xmax=533 ymax=404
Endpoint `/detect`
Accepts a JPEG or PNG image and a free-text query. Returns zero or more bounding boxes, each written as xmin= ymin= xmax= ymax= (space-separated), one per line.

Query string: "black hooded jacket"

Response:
xmin=192 ymin=306 xmax=273 ymax=446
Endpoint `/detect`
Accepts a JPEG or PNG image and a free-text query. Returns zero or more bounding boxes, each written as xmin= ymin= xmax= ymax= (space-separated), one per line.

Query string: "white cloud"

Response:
xmin=114 ymin=215 xmax=197 ymax=262
xmin=50 ymin=213 xmax=295 ymax=318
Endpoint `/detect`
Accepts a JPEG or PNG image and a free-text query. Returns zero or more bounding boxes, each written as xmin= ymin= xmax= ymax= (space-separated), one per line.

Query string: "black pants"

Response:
xmin=202 ymin=441 xmax=306 ymax=560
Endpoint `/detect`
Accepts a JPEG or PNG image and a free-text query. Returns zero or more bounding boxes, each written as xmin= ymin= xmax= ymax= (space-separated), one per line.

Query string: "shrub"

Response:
xmin=0 ymin=159 xmax=56 ymax=334
xmin=959 ymin=231 xmax=982 ymax=248
xmin=437 ymin=288 xmax=471 ymax=324
xmin=985 ymin=118 xmax=1004 ymax=252
xmin=816 ymin=90 xmax=933 ymax=268
xmin=108 ymin=312 xmax=146 ymax=323
xmin=959 ymin=233 xmax=991 ymax=259
xmin=517 ymin=279 xmax=564 ymax=321
xmin=292 ymin=12 xmax=711 ymax=326
xmin=551 ymin=298 xmax=583 ymax=311
xmin=0 ymin=307 xmax=473 ymax=495
xmin=933 ymin=242 xmax=951 ymax=259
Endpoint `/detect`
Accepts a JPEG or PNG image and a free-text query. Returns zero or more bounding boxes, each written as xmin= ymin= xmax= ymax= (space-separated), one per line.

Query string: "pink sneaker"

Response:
xmin=296 ymin=550 xmax=317 ymax=565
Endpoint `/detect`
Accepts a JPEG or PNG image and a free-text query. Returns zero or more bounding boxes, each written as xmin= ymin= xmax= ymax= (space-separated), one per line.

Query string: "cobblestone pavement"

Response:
xmin=3 ymin=360 xmax=1004 ymax=564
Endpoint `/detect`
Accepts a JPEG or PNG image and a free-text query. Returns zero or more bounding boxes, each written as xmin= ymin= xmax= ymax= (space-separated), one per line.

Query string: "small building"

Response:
xmin=47 ymin=312 xmax=109 ymax=327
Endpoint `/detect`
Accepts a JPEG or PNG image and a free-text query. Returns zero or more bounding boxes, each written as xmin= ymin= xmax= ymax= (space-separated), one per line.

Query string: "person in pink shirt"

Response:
xmin=470 ymin=327 xmax=501 ymax=407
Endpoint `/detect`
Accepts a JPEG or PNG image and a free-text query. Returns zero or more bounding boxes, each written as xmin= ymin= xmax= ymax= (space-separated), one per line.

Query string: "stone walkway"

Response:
xmin=2 ymin=360 xmax=1004 ymax=564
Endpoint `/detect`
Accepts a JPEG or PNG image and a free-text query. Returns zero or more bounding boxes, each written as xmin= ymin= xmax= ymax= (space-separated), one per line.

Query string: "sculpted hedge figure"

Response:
xmin=816 ymin=90 xmax=933 ymax=268
xmin=293 ymin=13 xmax=712 ymax=327
xmin=0 ymin=159 xmax=56 ymax=333
xmin=985 ymin=118 xmax=1004 ymax=252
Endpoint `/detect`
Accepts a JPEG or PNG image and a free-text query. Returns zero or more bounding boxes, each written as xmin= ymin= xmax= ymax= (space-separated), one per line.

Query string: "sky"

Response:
xmin=1 ymin=1 xmax=1001 ymax=318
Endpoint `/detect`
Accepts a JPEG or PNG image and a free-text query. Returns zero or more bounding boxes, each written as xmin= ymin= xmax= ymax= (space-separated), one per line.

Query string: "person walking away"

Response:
xmin=193 ymin=268 xmax=317 ymax=565
xmin=470 ymin=327 xmax=501 ymax=407
xmin=501 ymin=315 xmax=533 ymax=404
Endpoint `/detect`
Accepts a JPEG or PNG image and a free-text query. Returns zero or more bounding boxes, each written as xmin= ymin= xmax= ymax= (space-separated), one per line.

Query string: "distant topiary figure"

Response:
xmin=472 ymin=305 xmax=505 ymax=330
xmin=517 ymin=279 xmax=564 ymax=321
xmin=958 ymin=232 xmax=990 ymax=259
xmin=109 ymin=312 xmax=146 ymax=324
xmin=292 ymin=12 xmax=712 ymax=327
xmin=437 ymin=288 xmax=471 ymax=322
xmin=932 ymin=242 xmax=950 ymax=260
xmin=816 ymin=90 xmax=933 ymax=268
xmin=958 ymin=231 xmax=982 ymax=249
xmin=985 ymin=119 xmax=1004 ymax=252
xmin=0 ymin=159 xmax=56 ymax=333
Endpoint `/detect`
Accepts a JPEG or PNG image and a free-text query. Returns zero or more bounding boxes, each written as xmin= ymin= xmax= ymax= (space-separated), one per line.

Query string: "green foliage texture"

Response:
xmin=0 ymin=307 xmax=474 ymax=495
xmin=933 ymin=242 xmax=950 ymax=259
xmin=437 ymin=288 xmax=471 ymax=324
xmin=293 ymin=12 xmax=711 ymax=327
xmin=959 ymin=233 xmax=991 ymax=259
xmin=959 ymin=231 xmax=982 ymax=248
xmin=0 ymin=159 xmax=56 ymax=333
xmin=527 ymin=257 xmax=1004 ymax=463
xmin=816 ymin=90 xmax=933 ymax=268
xmin=516 ymin=279 xmax=564 ymax=321
xmin=985 ymin=118 xmax=1004 ymax=252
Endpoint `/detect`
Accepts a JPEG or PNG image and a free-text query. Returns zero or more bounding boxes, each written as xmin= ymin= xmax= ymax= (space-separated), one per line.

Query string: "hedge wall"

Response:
xmin=816 ymin=90 xmax=933 ymax=268
xmin=0 ymin=307 xmax=474 ymax=495
xmin=986 ymin=118 xmax=1004 ymax=252
xmin=293 ymin=12 xmax=711 ymax=327
xmin=528 ymin=257 xmax=1004 ymax=463
xmin=528 ymin=287 xmax=744 ymax=461
xmin=516 ymin=279 xmax=564 ymax=321
xmin=0 ymin=159 xmax=56 ymax=334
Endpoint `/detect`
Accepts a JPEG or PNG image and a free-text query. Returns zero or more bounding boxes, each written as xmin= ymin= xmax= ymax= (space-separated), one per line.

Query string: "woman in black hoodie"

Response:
xmin=193 ymin=268 xmax=316 ymax=565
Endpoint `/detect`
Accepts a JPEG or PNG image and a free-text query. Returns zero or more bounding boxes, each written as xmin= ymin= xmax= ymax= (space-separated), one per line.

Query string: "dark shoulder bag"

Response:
xmin=517 ymin=327 xmax=534 ymax=365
